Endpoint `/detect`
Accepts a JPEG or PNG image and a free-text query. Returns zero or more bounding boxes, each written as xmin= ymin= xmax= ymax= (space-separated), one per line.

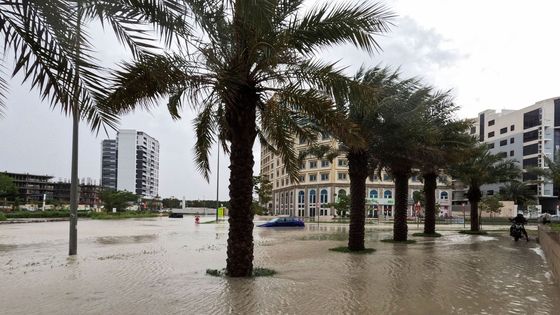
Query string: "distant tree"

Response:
xmin=253 ymin=176 xmax=272 ymax=208
xmin=499 ymin=181 xmax=535 ymax=210
xmin=479 ymin=195 xmax=503 ymax=218
xmin=449 ymin=144 xmax=520 ymax=231
xmin=0 ymin=174 xmax=18 ymax=207
xmin=100 ymin=190 xmax=138 ymax=212
xmin=329 ymin=194 xmax=351 ymax=217
xmin=162 ymin=198 xmax=181 ymax=209
xmin=412 ymin=190 xmax=425 ymax=206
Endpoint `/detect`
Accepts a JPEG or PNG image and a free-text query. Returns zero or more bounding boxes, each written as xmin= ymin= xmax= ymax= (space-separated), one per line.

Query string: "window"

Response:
xmin=440 ymin=191 xmax=449 ymax=200
xmin=488 ymin=119 xmax=495 ymax=126
xmin=510 ymin=150 xmax=514 ymax=157
xmin=488 ymin=131 xmax=495 ymax=138
xmin=383 ymin=173 xmax=393 ymax=181
xmin=309 ymin=190 xmax=316 ymax=204
xmin=523 ymin=109 xmax=541 ymax=129
xmin=309 ymin=161 xmax=317 ymax=169
xmin=298 ymin=191 xmax=305 ymax=204
xmin=384 ymin=190 xmax=392 ymax=199
xmin=523 ymin=130 xmax=538 ymax=142
xmin=369 ymin=190 xmax=378 ymax=199
xmin=337 ymin=173 xmax=347 ymax=180
xmin=320 ymin=173 xmax=329 ymax=181
xmin=338 ymin=189 xmax=347 ymax=197
xmin=488 ymin=143 xmax=495 ymax=149
xmin=510 ymin=138 xmax=515 ymax=144
xmin=300 ymin=162 xmax=306 ymax=169
xmin=510 ymin=125 xmax=515 ymax=131
xmin=487 ymin=190 xmax=494 ymax=196
xmin=523 ymin=143 xmax=538 ymax=156
xmin=438 ymin=176 xmax=448 ymax=183
xmin=470 ymin=126 xmax=477 ymax=135
xmin=309 ymin=174 xmax=317 ymax=182
xmin=500 ymin=139 xmax=507 ymax=146
xmin=500 ymin=127 xmax=507 ymax=134
xmin=321 ymin=160 xmax=330 ymax=167
xmin=320 ymin=189 xmax=328 ymax=204
xmin=299 ymin=175 xmax=305 ymax=182
xmin=497 ymin=152 xmax=507 ymax=158
xmin=523 ymin=157 xmax=538 ymax=168
xmin=338 ymin=159 xmax=348 ymax=167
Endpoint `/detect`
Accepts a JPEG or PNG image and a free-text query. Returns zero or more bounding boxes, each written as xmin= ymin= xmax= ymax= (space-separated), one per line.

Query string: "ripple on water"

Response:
xmin=96 ymin=234 xmax=158 ymax=245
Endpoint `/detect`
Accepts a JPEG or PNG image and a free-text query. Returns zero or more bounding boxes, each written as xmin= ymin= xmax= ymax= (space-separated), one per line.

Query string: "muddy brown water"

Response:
xmin=0 ymin=218 xmax=558 ymax=314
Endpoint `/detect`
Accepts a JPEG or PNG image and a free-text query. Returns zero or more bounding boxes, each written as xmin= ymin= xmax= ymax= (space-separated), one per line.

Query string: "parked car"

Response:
xmin=258 ymin=217 xmax=305 ymax=227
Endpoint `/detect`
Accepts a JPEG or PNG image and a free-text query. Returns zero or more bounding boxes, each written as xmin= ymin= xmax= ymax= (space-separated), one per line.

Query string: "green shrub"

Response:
xmin=0 ymin=212 xmax=6 ymax=221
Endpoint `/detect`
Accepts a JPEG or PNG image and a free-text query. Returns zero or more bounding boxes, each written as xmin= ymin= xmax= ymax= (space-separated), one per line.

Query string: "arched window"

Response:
xmin=384 ymin=190 xmax=392 ymax=199
xmin=309 ymin=190 xmax=316 ymax=204
xmin=440 ymin=191 xmax=449 ymax=200
xmin=370 ymin=190 xmax=378 ymax=199
xmin=320 ymin=189 xmax=328 ymax=204
xmin=338 ymin=189 xmax=347 ymax=197
xmin=298 ymin=191 xmax=305 ymax=203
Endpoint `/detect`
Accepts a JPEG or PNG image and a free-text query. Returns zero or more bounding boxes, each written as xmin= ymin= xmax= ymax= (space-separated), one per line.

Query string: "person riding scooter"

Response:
xmin=510 ymin=213 xmax=529 ymax=242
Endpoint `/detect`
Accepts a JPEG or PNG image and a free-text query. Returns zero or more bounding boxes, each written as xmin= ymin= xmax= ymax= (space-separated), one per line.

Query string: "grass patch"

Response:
xmin=328 ymin=246 xmax=376 ymax=254
xmin=550 ymin=224 xmax=560 ymax=232
xmin=458 ymin=230 xmax=489 ymax=235
xmin=4 ymin=210 xmax=90 ymax=219
xmin=380 ymin=239 xmax=417 ymax=244
xmin=0 ymin=212 xmax=6 ymax=221
xmin=90 ymin=211 xmax=159 ymax=220
xmin=206 ymin=267 xmax=277 ymax=278
xmin=412 ymin=232 xmax=442 ymax=238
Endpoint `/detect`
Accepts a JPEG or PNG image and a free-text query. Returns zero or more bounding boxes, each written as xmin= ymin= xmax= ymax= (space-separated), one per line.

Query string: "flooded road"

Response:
xmin=1 ymin=218 xmax=558 ymax=314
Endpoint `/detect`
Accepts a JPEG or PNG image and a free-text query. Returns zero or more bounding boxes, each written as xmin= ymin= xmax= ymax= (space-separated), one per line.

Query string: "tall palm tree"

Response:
xmin=367 ymin=83 xmax=433 ymax=241
xmin=344 ymin=66 xmax=404 ymax=250
xmin=0 ymin=0 xmax=183 ymax=254
xmin=105 ymin=1 xmax=394 ymax=277
xmin=449 ymin=144 xmax=520 ymax=231
xmin=417 ymin=92 xmax=474 ymax=235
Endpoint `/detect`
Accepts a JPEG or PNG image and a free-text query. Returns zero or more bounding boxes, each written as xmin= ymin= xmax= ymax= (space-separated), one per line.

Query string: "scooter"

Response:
xmin=510 ymin=222 xmax=524 ymax=241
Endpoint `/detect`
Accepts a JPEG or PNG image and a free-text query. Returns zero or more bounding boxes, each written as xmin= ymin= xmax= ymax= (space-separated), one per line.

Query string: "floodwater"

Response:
xmin=1 ymin=218 xmax=558 ymax=315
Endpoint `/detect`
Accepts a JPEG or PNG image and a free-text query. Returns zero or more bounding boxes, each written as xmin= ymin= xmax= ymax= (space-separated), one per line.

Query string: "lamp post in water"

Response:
xmin=215 ymin=147 xmax=220 ymax=222
xmin=463 ymin=202 xmax=467 ymax=229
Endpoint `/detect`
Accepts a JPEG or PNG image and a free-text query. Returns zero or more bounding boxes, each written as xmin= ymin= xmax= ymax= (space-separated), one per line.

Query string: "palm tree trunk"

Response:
xmin=69 ymin=107 xmax=79 ymax=255
xmin=225 ymin=91 xmax=257 ymax=277
xmin=423 ymin=172 xmax=437 ymax=235
xmin=69 ymin=6 xmax=82 ymax=256
xmin=393 ymin=170 xmax=410 ymax=241
xmin=468 ymin=186 xmax=482 ymax=231
xmin=347 ymin=149 xmax=368 ymax=250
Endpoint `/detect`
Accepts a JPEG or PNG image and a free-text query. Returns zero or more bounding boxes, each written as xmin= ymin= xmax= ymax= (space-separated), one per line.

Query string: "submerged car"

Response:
xmin=258 ymin=217 xmax=305 ymax=227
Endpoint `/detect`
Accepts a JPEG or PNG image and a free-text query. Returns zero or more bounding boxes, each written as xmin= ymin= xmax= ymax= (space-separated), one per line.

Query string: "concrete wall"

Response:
xmin=538 ymin=225 xmax=560 ymax=288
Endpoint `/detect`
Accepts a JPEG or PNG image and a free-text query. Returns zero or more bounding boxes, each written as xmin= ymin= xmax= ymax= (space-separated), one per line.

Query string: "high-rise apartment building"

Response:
xmin=100 ymin=139 xmax=118 ymax=190
xmin=260 ymin=135 xmax=452 ymax=218
xmin=100 ymin=130 xmax=159 ymax=197
xmin=461 ymin=97 xmax=560 ymax=212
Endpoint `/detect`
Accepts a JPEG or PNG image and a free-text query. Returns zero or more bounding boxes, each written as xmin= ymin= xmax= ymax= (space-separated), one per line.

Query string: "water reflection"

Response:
xmin=0 ymin=219 xmax=558 ymax=315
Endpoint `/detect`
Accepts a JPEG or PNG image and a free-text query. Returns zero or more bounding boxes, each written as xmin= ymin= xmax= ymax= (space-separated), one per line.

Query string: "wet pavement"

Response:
xmin=0 ymin=218 xmax=558 ymax=314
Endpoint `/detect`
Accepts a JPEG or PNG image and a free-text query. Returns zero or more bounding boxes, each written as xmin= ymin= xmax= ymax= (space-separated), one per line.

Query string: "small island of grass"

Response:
xmin=412 ymin=232 xmax=442 ymax=237
xmin=458 ymin=230 xmax=488 ymax=235
xmin=328 ymin=247 xmax=376 ymax=254
xmin=206 ymin=267 xmax=277 ymax=278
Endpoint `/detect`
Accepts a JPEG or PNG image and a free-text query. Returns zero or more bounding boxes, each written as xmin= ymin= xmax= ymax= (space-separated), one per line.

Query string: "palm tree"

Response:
xmin=0 ymin=0 xmax=183 ymax=254
xmin=367 ymin=83 xmax=433 ymax=241
xmin=417 ymin=92 xmax=474 ymax=235
xmin=344 ymin=66 xmax=404 ymax=250
xmin=499 ymin=180 xmax=536 ymax=210
xmin=105 ymin=1 xmax=394 ymax=277
xmin=449 ymin=144 xmax=520 ymax=231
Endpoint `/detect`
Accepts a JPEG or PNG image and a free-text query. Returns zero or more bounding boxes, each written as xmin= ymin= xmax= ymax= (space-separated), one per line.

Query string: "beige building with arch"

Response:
xmin=260 ymin=135 xmax=453 ymax=219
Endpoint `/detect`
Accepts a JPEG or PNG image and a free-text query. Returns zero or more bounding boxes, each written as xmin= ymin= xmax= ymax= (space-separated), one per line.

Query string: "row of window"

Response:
xmin=488 ymin=137 xmax=514 ymax=148
xmin=286 ymin=189 xmax=449 ymax=203
xmin=300 ymin=159 xmax=348 ymax=169
xmin=487 ymin=120 xmax=515 ymax=132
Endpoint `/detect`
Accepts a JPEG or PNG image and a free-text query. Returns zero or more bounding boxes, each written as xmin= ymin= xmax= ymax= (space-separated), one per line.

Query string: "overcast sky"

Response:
xmin=1 ymin=0 xmax=559 ymax=199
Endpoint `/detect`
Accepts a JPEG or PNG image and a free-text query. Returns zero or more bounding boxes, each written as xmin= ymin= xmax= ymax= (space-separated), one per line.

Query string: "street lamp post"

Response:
xmin=215 ymin=147 xmax=220 ymax=222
